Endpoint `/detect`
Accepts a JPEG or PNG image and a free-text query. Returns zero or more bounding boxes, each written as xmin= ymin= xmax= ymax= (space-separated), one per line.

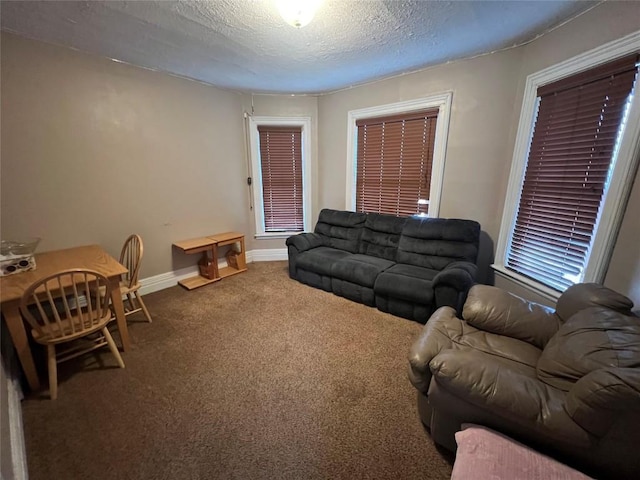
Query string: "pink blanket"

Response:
xmin=451 ymin=424 xmax=592 ymax=480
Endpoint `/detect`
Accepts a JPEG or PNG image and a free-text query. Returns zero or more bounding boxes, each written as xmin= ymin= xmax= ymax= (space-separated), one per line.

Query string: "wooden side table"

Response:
xmin=209 ymin=232 xmax=247 ymax=279
xmin=173 ymin=232 xmax=247 ymax=290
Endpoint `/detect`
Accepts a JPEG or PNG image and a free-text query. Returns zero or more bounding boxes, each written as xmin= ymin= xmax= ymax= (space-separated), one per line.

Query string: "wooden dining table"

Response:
xmin=0 ymin=244 xmax=131 ymax=391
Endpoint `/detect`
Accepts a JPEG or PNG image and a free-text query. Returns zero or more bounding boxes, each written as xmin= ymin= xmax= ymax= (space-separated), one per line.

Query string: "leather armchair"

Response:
xmin=408 ymin=283 xmax=640 ymax=479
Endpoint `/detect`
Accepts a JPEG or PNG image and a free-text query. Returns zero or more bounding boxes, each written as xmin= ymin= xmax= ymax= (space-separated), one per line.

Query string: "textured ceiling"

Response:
xmin=0 ymin=0 xmax=600 ymax=94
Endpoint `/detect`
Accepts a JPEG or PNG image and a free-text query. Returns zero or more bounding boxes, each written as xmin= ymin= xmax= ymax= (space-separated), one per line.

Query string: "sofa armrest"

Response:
xmin=285 ymin=232 xmax=324 ymax=252
xmin=565 ymin=367 xmax=640 ymax=437
xmin=429 ymin=349 xmax=591 ymax=447
xmin=432 ymin=261 xmax=477 ymax=292
xmin=408 ymin=306 xmax=459 ymax=395
xmin=462 ymin=285 xmax=560 ymax=349
xmin=430 ymin=350 xmax=561 ymax=424
xmin=286 ymin=232 xmax=324 ymax=279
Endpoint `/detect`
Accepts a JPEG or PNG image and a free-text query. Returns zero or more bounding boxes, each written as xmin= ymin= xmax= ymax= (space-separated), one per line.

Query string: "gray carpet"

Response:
xmin=21 ymin=261 xmax=453 ymax=479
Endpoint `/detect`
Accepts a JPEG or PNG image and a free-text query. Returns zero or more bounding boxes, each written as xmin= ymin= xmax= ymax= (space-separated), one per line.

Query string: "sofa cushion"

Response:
xmin=314 ymin=209 xmax=367 ymax=253
xmin=358 ymin=212 xmax=406 ymax=261
xmin=397 ymin=217 xmax=480 ymax=270
xmin=537 ymin=307 xmax=640 ymax=392
xmin=374 ymin=264 xmax=438 ymax=304
xmin=296 ymin=247 xmax=353 ymax=276
xmin=331 ymin=254 xmax=395 ymax=288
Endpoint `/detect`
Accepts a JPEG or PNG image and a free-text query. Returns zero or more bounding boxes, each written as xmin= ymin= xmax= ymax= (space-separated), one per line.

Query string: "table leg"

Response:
xmin=109 ymin=278 xmax=131 ymax=351
xmin=2 ymin=301 xmax=41 ymax=391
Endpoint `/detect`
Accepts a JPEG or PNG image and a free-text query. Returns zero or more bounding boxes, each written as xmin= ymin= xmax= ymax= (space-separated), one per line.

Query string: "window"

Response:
xmin=249 ymin=117 xmax=312 ymax=238
xmin=346 ymin=94 xmax=452 ymax=217
xmin=355 ymin=110 xmax=438 ymax=216
xmin=495 ymin=33 xmax=640 ymax=299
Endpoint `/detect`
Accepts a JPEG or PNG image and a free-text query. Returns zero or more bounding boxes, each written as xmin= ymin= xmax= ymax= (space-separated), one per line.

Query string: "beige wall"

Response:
xmin=1 ymin=33 xmax=249 ymax=277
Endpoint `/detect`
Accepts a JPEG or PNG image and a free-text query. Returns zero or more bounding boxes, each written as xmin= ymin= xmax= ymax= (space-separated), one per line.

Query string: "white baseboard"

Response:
xmin=249 ymin=248 xmax=288 ymax=262
xmin=139 ymin=248 xmax=287 ymax=295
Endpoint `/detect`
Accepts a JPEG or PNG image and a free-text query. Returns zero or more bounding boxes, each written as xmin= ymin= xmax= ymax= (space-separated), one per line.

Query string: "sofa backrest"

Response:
xmin=314 ymin=209 xmax=367 ymax=253
xmin=555 ymin=282 xmax=634 ymax=323
xmin=358 ymin=213 xmax=407 ymax=261
xmin=396 ymin=217 xmax=480 ymax=270
xmin=537 ymin=306 xmax=639 ymax=392
xmin=537 ymin=284 xmax=637 ymax=392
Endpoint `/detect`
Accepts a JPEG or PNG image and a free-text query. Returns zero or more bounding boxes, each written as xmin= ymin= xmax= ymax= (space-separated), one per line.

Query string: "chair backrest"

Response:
xmin=20 ymin=269 xmax=112 ymax=342
xmin=119 ymin=234 xmax=143 ymax=289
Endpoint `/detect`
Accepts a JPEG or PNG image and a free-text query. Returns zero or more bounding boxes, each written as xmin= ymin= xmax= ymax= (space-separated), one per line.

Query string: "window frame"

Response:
xmin=249 ymin=116 xmax=312 ymax=239
xmin=345 ymin=93 xmax=453 ymax=217
xmin=494 ymin=31 xmax=640 ymax=301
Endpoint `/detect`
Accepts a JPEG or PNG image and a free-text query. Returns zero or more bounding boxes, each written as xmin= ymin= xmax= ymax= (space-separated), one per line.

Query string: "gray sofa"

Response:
xmin=408 ymin=283 xmax=640 ymax=479
xmin=286 ymin=208 xmax=481 ymax=322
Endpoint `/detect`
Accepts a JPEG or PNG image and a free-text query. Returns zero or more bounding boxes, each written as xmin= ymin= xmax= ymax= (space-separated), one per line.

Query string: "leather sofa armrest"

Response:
xmin=408 ymin=306 xmax=459 ymax=395
xmin=462 ymin=285 xmax=560 ymax=349
xmin=565 ymin=367 xmax=640 ymax=437
xmin=430 ymin=350 xmax=551 ymax=419
xmin=285 ymin=232 xmax=324 ymax=252
xmin=429 ymin=350 xmax=590 ymax=447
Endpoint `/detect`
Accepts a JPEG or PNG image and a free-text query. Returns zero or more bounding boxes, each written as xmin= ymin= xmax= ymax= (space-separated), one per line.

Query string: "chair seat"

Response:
xmin=118 ymin=281 xmax=141 ymax=295
xmin=31 ymin=311 xmax=112 ymax=344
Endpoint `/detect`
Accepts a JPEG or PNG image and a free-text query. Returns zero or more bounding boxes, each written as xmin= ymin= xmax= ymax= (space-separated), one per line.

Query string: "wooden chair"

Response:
xmin=20 ymin=269 xmax=125 ymax=400
xmin=117 ymin=234 xmax=153 ymax=323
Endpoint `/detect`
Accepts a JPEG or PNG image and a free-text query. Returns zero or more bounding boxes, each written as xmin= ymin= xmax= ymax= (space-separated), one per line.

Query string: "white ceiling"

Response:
xmin=0 ymin=0 xmax=600 ymax=94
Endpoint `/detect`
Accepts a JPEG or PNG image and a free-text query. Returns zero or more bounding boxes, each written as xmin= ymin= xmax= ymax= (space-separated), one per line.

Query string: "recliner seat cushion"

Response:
xmin=374 ymin=264 xmax=438 ymax=304
xmin=296 ymin=247 xmax=353 ymax=276
xmin=537 ymin=307 xmax=640 ymax=392
xmin=331 ymin=254 xmax=395 ymax=288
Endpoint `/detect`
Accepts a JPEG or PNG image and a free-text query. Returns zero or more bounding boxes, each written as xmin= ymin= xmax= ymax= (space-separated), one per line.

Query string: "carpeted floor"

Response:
xmin=20 ymin=261 xmax=453 ymax=479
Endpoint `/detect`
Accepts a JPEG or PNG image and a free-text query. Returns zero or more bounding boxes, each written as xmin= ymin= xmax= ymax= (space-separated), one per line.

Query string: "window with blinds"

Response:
xmin=257 ymin=125 xmax=303 ymax=232
xmin=355 ymin=109 xmax=438 ymax=216
xmin=506 ymin=53 xmax=639 ymax=292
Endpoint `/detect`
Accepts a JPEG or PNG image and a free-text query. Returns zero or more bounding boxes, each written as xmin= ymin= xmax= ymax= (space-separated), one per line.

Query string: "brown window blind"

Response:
xmin=507 ymin=53 xmax=639 ymax=291
xmin=258 ymin=125 xmax=303 ymax=232
xmin=355 ymin=109 xmax=438 ymax=216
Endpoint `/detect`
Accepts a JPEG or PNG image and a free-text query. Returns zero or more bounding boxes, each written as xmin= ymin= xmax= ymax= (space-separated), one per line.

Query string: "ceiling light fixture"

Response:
xmin=276 ymin=0 xmax=322 ymax=28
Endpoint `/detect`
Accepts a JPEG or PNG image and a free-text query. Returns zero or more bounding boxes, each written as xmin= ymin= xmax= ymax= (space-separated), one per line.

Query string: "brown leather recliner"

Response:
xmin=408 ymin=283 xmax=640 ymax=479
